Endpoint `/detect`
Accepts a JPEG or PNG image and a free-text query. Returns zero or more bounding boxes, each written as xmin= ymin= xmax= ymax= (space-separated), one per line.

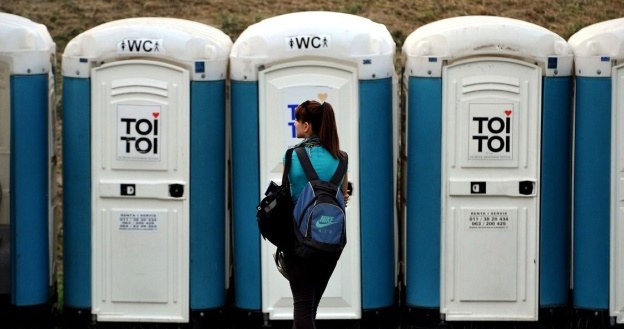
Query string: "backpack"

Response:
xmin=292 ymin=147 xmax=348 ymax=259
xmin=257 ymin=148 xmax=295 ymax=250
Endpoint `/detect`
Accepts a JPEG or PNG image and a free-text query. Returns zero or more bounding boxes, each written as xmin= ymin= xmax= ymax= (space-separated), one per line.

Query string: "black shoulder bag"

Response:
xmin=256 ymin=147 xmax=295 ymax=250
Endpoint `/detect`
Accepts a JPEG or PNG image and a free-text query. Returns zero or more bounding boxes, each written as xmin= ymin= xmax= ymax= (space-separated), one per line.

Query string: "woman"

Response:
xmin=283 ymin=100 xmax=349 ymax=329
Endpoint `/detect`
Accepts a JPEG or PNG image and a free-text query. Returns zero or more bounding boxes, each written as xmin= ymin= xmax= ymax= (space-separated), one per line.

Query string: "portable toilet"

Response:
xmin=0 ymin=13 xmax=58 ymax=311
xmin=402 ymin=16 xmax=573 ymax=323
xmin=230 ymin=11 xmax=397 ymax=325
xmin=62 ymin=18 xmax=231 ymax=323
xmin=569 ymin=18 xmax=624 ymax=325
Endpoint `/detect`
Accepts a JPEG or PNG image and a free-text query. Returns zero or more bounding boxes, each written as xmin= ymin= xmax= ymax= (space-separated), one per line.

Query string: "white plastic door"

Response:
xmin=0 ymin=60 xmax=9 ymax=226
xmin=259 ymin=61 xmax=361 ymax=319
xmin=611 ymin=64 xmax=624 ymax=323
xmin=92 ymin=60 xmax=190 ymax=322
xmin=441 ymin=58 xmax=541 ymax=321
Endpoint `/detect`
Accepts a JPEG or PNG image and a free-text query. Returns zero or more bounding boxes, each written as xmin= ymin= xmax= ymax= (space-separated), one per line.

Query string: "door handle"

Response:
xmin=99 ymin=181 xmax=187 ymax=200
xmin=449 ymin=179 xmax=536 ymax=196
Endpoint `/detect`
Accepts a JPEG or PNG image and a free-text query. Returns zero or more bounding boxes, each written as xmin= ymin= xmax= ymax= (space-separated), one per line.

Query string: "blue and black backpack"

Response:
xmin=292 ymin=147 xmax=348 ymax=259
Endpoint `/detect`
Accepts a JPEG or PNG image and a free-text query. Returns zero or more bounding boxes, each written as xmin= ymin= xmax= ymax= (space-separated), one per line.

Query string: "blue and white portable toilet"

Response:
xmin=0 ymin=13 xmax=58 ymax=309
xmin=230 ymin=11 xmax=397 ymax=323
xmin=569 ymin=18 xmax=624 ymax=324
xmin=402 ymin=16 xmax=573 ymax=322
xmin=62 ymin=18 xmax=231 ymax=323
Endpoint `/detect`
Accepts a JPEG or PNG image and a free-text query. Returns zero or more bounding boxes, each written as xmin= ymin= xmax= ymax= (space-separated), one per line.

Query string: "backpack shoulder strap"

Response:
xmin=330 ymin=151 xmax=348 ymax=186
xmin=294 ymin=147 xmax=319 ymax=181
xmin=282 ymin=147 xmax=295 ymax=186
xmin=296 ymin=147 xmax=348 ymax=186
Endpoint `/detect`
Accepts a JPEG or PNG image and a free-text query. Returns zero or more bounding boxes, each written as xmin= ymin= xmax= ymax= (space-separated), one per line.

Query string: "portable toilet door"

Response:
xmin=62 ymin=18 xmax=231 ymax=323
xmin=0 ymin=13 xmax=57 ymax=309
xmin=259 ymin=62 xmax=360 ymax=320
xmin=93 ymin=60 xmax=190 ymax=322
xmin=230 ymin=11 xmax=396 ymax=323
xmin=443 ymin=56 xmax=541 ymax=320
xmin=402 ymin=16 xmax=573 ymax=322
xmin=568 ymin=18 xmax=624 ymax=324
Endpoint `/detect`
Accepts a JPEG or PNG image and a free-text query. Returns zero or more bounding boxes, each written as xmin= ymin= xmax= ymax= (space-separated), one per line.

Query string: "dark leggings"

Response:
xmin=285 ymin=253 xmax=339 ymax=329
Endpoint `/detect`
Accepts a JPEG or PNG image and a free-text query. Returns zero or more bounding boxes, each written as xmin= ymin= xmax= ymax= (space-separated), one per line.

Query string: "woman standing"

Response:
xmin=283 ymin=100 xmax=349 ymax=329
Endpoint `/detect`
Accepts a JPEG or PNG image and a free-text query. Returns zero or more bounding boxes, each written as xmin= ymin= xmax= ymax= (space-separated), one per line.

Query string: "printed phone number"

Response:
xmin=468 ymin=211 xmax=509 ymax=229
xmin=119 ymin=213 xmax=159 ymax=231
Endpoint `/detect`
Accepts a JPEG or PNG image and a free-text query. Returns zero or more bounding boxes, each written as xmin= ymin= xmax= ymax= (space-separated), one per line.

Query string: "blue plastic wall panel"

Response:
xmin=62 ymin=77 xmax=92 ymax=309
xmin=231 ymin=80 xmax=261 ymax=310
xmin=573 ymin=77 xmax=611 ymax=310
xmin=539 ymin=76 xmax=572 ymax=307
xmin=359 ymin=78 xmax=396 ymax=310
xmin=405 ymin=77 xmax=442 ymax=308
xmin=190 ymin=81 xmax=226 ymax=310
xmin=10 ymin=74 xmax=50 ymax=306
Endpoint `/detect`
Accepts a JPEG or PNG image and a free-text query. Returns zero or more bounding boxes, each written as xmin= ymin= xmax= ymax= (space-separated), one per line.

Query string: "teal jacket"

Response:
xmin=285 ymin=145 xmax=344 ymax=201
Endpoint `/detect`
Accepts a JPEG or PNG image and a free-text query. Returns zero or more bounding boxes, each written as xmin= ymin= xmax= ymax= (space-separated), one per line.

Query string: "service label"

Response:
xmin=118 ymin=211 xmax=159 ymax=231
xmin=467 ymin=209 xmax=514 ymax=230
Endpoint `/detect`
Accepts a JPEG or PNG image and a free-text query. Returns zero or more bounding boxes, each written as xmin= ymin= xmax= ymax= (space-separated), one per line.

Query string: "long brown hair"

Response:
xmin=294 ymin=100 xmax=344 ymax=160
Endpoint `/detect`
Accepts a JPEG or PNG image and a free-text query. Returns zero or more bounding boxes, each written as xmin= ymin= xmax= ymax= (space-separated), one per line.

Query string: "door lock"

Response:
xmin=519 ymin=181 xmax=534 ymax=195
xmin=169 ymin=184 xmax=184 ymax=198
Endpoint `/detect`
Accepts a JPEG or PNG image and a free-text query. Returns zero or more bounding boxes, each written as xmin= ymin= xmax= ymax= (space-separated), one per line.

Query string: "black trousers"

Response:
xmin=284 ymin=251 xmax=339 ymax=329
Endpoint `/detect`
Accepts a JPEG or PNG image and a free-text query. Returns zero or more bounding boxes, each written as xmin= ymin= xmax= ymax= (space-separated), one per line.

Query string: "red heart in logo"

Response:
xmin=504 ymin=110 xmax=512 ymax=116
xmin=153 ymin=112 xmax=160 ymax=118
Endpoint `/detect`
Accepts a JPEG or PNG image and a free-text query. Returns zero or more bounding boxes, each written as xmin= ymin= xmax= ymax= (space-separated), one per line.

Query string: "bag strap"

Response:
xmin=330 ymin=151 xmax=348 ymax=186
xmin=295 ymin=147 xmax=348 ymax=186
xmin=295 ymin=147 xmax=319 ymax=181
xmin=282 ymin=148 xmax=295 ymax=187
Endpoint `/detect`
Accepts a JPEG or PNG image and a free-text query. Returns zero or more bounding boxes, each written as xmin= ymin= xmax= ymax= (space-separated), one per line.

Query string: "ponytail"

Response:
xmin=317 ymin=102 xmax=342 ymax=159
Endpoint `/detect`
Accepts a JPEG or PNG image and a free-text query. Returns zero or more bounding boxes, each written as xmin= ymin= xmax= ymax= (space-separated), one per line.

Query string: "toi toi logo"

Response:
xmin=471 ymin=111 xmax=512 ymax=153
xmin=287 ymin=104 xmax=298 ymax=138
xmin=117 ymin=106 xmax=161 ymax=161
xmin=120 ymin=117 xmax=159 ymax=154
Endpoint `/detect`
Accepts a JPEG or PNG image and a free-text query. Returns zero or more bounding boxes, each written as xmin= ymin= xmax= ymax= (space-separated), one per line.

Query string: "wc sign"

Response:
xmin=117 ymin=104 xmax=161 ymax=161
xmin=117 ymin=38 xmax=164 ymax=55
xmin=285 ymin=34 xmax=331 ymax=51
xmin=468 ymin=103 xmax=514 ymax=161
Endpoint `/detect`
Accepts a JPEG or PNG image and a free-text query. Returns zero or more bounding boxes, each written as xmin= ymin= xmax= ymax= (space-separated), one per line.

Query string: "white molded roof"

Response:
xmin=230 ymin=11 xmax=395 ymax=81
xmin=62 ymin=17 xmax=232 ymax=80
xmin=403 ymin=16 xmax=572 ymax=77
xmin=569 ymin=18 xmax=624 ymax=77
xmin=0 ymin=13 xmax=55 ymax=75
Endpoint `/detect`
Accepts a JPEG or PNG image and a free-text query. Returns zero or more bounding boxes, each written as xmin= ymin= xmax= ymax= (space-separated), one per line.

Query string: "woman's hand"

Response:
xmin=342 ymin=172 xmax=349 ymax=206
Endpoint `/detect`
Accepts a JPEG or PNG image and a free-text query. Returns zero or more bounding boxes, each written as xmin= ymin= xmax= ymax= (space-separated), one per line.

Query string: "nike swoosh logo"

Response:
xmin=315 ymin=221 xmax=336 ymax=229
